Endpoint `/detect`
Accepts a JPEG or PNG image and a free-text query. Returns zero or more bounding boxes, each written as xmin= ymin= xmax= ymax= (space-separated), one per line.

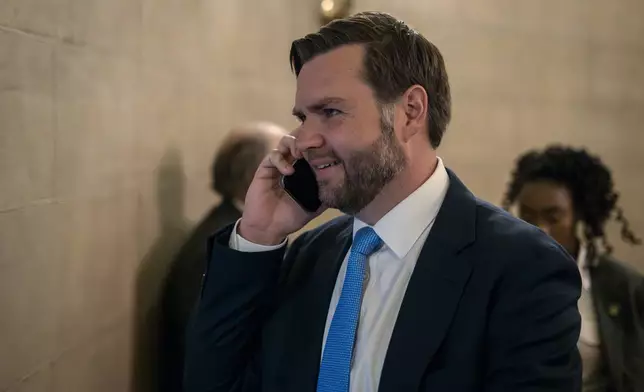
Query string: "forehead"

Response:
xmin=517 ymin=180 xmax=573 ymax=210
xmin=294 ymin=45 xmax=373 ymax=106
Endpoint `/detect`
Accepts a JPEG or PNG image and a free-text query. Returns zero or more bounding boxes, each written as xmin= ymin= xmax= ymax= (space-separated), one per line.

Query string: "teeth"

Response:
xmin=317 ymin=162 xmax=337 ymax=169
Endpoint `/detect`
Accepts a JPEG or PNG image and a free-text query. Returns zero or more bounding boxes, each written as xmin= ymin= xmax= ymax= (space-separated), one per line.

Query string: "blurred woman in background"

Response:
xmin=503 ymin=145 xmax=644 ymax=392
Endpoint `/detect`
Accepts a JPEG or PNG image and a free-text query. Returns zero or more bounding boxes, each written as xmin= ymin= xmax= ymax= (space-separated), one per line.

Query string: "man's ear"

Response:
xmin=399 ymin=85 xmax=428 ymax=142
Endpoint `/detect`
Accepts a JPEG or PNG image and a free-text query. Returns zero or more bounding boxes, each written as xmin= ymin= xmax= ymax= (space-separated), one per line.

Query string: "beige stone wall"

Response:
xmin=0 ymin=0 xmax=643 ymax=391
xmin=0 ymin=1 xmax=311 ymax=391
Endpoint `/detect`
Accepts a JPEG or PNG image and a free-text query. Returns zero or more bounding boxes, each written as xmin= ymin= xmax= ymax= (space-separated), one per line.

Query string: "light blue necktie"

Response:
xmin=317 ymin=227 xmax=383 ymax=392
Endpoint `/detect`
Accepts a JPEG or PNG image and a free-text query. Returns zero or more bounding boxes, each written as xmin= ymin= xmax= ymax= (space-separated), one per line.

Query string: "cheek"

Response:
xmin=324 ymin=117 xmax=383 ymax=161
xmin=347 ymin=111 xmax=386 ymax=140
xmin=550 ymin=219 xmax=575 ymax=239
xmin=323 ymin=122 xmax=355 ymax=151
xmin=324 ymin=139 xmax=358 ymax=164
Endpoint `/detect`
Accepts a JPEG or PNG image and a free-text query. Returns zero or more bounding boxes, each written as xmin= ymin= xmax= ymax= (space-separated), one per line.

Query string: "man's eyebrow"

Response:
xmin=543 ymin=207 xmax=564 ymax=215
xmin=292 ymin=97 xmax=348 ymax=116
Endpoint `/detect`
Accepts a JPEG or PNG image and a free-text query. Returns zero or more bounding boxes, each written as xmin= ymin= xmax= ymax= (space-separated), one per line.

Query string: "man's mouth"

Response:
xmin=315 ymin=161 xmax=340 ymax=170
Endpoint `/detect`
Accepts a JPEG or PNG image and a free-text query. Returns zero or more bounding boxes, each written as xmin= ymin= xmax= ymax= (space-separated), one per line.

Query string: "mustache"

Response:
xmin=305 ymin=150 xmax=341 ymax=162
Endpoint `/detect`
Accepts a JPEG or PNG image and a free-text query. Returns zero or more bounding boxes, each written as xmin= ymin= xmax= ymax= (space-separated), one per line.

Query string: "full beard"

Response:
xmin=319 ymin=107 xmax=407 ymax=215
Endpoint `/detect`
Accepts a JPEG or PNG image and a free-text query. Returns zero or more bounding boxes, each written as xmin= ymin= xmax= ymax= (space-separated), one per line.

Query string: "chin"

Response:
xmin=318 ymin=192 xmax=338 ymax=209
xmin=319 ymin=186 xmax=343 ymax=210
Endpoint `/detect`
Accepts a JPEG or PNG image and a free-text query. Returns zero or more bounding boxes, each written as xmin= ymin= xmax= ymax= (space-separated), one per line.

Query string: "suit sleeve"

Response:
xmin=183 ymin=223 xmax=302 ymax=392
xmin=485 ymin=238 xmax=582 ymax=392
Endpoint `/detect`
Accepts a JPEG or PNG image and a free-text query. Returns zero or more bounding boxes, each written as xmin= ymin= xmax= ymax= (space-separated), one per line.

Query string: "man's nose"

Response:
xmin=294 ymin=125 xmax=325 ymax=152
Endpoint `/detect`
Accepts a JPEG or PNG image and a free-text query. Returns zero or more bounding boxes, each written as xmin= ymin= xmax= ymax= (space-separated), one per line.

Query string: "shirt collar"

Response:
xmin=577 ymin=244 xmax=588 ymax=269
xmin=352 ymin=157 xmax=450 ymax=259
xmin=577 ymin=244 xmax=592 ymax=290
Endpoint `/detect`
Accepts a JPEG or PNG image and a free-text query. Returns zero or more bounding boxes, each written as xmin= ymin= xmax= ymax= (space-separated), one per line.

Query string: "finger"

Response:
xmin=289 ymin=127 xmax=301 ymax=138
xmin=254 ymin=153 xmax=283 ymax=180
xmin=267 ymin=149 xmax=295 ymax=175
xmin=276 ymin=134 xmax=301 ymax=160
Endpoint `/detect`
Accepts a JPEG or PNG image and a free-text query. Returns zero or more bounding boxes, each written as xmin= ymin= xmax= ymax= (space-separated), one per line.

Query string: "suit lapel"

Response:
xmin=379 ymin=170 xmax=476 ymax=391
xmin=282 ymin=220 xmax=353 ymax=391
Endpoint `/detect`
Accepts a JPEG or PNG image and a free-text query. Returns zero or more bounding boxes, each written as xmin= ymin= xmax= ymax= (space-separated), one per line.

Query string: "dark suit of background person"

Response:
xmin=185 ymin=12 xmax=582 ymax=392
xmin=159 ymin=123 xmax=286 ymax=392
xmin=590 ymin=255 xmax=644 ymax=392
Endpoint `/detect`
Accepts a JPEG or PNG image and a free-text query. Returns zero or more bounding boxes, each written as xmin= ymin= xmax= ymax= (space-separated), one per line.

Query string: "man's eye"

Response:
xmin=322 ymin=108 xmax=342 ymax=118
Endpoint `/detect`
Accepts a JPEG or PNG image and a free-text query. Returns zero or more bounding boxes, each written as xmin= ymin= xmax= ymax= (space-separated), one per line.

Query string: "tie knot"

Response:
xmin=352 ymin=227 xmax=383 ymax=256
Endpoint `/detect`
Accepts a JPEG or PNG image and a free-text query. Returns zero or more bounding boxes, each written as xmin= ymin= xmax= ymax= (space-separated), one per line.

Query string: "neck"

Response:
xmin=356 ymin=153 xmax=438 ymax=226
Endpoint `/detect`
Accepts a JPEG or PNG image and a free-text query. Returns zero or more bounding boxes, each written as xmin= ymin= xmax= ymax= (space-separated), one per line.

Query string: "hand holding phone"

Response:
xmin=237 ymin=134 xmax=324 ymax=245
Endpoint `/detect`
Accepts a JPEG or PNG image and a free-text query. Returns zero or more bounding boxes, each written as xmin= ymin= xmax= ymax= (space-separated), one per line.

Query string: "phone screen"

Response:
xmin=280 ymin=159 xmax=322 ymax=212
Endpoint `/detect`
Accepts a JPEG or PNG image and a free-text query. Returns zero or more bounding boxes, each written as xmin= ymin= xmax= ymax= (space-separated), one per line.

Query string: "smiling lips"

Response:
xmin=315 ymin=161 xmax=340 ymax=170
xmin=307 ymin=155 xmax=341 ymax=169
xmin=309 ymin=160 xmax=342 ymax=180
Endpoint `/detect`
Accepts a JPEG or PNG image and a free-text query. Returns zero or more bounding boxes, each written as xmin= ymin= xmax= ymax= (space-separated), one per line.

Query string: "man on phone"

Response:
xmin=185 ymin=12 xmax=581 ymax=392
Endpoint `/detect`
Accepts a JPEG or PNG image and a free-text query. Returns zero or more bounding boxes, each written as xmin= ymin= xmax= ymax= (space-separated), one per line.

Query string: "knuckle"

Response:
xmin=270 ymin=152 xmax=285 ymax=165
xmin=267 ymin=152 xmax=279 ymax=164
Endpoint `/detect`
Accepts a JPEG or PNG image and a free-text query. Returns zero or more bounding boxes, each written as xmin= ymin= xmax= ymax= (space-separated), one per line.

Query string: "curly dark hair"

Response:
xmin=502 ymin=145 xmax=641 ymax=257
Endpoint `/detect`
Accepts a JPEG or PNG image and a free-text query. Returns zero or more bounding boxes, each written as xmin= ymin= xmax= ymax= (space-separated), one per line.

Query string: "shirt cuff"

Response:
xmin=228 ymin=218 xmax=287 ymax=252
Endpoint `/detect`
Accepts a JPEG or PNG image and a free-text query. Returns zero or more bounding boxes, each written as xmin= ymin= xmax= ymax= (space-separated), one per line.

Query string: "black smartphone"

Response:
xmin=280 ymin=159 xmax=322 ymax=212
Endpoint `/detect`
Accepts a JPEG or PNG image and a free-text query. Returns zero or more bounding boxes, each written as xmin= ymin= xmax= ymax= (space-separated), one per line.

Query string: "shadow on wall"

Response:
xmin=132 ymin=148 xmax=190 ymax=392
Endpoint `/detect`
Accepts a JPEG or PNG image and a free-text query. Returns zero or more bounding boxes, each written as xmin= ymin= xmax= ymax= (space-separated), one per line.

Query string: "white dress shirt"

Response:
xmin=229 ymin=158 xmax=450 ymax=392
xmin=576 ymin=245 xmax=608 ymax=391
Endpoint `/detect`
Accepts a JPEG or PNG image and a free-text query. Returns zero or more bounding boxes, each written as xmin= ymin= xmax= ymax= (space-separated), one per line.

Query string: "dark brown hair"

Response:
xmin=289 ymin=11 xmax=451 ymax=148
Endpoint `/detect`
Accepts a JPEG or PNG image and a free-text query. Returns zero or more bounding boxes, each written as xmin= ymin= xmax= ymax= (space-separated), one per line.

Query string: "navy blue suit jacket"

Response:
xmin=185 ymin=170 xmax=582 ymax=391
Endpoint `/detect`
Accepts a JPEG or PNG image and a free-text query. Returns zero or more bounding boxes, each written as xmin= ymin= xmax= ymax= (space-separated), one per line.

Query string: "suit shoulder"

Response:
xmin=468 ymin=200 xmax=581 ymax=310
xmin=598 ymin=254 xmax=644 ymax=283
xmin=473 ymin=198 xmax=551 ymax=246
xmin=472 ymin=198 xmax=575 ymax=268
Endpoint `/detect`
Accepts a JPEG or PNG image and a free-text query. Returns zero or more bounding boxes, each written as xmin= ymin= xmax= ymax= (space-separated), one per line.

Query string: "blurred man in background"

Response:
xmin=159 ymin=122 xmax=286 ymax=392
